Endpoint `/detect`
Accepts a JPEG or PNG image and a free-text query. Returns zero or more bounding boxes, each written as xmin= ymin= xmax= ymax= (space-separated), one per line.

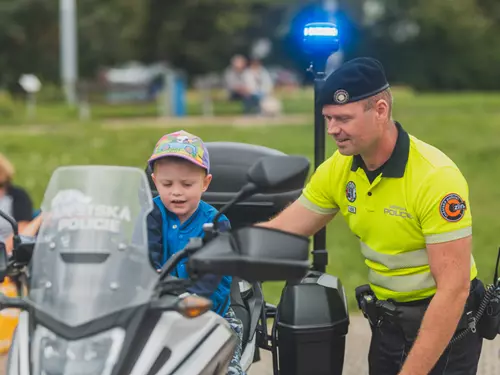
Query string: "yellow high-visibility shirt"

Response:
xmin=299 ymin=122 xmax=476 ymax=302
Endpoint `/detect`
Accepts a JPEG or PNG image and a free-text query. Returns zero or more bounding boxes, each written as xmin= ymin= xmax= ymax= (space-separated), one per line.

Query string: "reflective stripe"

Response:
xmin=360 ymin=242 xmax=429 ymax=269
xmin=298 ymin=194 xmax=339 ymax=215
xmin=369 ymin=270 xmax=436 ymax=292
xmin=425 ymin=227 xmax=472 ymax=244
xmin=365 ymin=247 xmax=476 ymax=293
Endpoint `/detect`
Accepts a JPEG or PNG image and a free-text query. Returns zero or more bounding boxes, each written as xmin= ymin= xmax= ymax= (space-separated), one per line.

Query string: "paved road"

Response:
xmin=1 ymin=315 xmax=498 ymax=374
xmin=248 ymin=315 xmax=500 ymax=375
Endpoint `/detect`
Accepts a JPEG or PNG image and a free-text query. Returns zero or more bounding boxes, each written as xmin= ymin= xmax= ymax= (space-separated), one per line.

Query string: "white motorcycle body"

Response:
xmin=3 ymin=166 xmax=267 ymax=375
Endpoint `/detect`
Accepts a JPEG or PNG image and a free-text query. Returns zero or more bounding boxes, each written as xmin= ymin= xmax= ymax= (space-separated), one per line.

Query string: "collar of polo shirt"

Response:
xmin=350 ymin=121 xmax=410 ymax=178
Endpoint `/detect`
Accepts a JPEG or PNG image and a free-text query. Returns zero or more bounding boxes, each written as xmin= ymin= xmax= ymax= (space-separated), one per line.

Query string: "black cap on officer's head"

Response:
xmin=317 ymin=57 xmax=390 ymax=107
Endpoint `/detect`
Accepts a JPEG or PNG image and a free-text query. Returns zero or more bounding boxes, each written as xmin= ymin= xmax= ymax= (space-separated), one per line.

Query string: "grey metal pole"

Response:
xmin=324 ymin=0 xmax=343 ymax=75
xmin=60 ymin=0 xmax=78 ymax=106
xmin=312 ymin=68 xmax=328 ymax=273
xmin=324 ymin=0 xmax=337 ymax=20
xmin=310 ymin=2 xmax=343 ymax=270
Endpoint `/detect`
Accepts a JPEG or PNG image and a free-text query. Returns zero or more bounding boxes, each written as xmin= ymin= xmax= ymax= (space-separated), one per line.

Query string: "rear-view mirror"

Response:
xmin=14 ymin=239 xmax=35 ymax=266
xmin=247 ymin=155 xmax=310 ymax=194
xmin=0 ymin=242 xmax=8 ymax=283
xmin=188 ymin=226 xmax=310 ymax=282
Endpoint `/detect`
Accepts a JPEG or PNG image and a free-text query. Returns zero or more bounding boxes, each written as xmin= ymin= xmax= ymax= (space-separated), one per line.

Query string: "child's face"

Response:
xmin=152 ymin=159 xmax=212 ymax=223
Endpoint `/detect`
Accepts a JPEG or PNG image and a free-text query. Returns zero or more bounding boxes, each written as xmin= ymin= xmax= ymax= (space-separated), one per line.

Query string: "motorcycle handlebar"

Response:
xmin=0 ymin=294 xmax=29 ymax=310
xmin=158 ymin=237 xmax=204 ymax=282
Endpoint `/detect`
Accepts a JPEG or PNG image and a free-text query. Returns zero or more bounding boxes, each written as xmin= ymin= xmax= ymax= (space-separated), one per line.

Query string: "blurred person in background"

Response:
xmin=242 ymin=58 xmax=275 ymax=114
xmin=224 ymin=54 xmax=255 ymax=114
xmin=0 ymin=153 xmax=34 ymax=242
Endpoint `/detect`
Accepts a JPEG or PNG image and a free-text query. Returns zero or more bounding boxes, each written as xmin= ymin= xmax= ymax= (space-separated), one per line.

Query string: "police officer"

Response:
xmin=259 ymin=57 xmax=484 ymax=374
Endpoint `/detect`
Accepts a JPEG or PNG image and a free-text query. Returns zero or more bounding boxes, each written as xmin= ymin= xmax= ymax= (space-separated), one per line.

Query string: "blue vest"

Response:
xmin=152 ymin=196 xmax=232 ymax=316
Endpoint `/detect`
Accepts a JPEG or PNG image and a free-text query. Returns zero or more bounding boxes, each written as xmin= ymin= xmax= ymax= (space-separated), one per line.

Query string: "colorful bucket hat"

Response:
xmin=148 ymin=130 xmax=210 ymax=172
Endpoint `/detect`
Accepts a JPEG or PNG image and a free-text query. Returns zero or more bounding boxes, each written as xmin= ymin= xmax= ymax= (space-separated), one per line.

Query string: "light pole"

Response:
xmin=302 ymin=22 xmax=340 ymax=273
xmin=60 ymin=0 xmax=78 ymax=106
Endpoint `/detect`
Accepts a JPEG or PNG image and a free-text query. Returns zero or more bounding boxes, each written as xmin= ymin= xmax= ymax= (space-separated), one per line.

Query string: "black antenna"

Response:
xmin=494 ymin=247 xmax=500 ymax=286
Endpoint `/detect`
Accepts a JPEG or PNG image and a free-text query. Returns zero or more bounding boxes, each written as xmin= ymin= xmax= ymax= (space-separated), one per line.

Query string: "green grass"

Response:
xmin=0 ymin=87 xmax=317 ymax=125
xmin=2 ymin=90 xmax=500 ymax=312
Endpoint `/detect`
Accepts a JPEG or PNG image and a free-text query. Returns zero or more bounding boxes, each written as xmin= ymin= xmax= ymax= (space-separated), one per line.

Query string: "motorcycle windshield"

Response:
xmin=28 ymin=166 xmax=157 ymax=327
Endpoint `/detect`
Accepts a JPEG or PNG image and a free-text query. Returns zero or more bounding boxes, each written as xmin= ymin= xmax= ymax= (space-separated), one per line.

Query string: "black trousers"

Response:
xmin=368 ymin=318 xmax=483 ymax=375
xmin=367 ymin=279 xmax=485 ymax=375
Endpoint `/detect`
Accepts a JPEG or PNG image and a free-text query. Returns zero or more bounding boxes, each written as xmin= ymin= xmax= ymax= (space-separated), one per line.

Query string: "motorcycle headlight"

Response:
xmin=32 ymin=326 xmax=125 ymax=375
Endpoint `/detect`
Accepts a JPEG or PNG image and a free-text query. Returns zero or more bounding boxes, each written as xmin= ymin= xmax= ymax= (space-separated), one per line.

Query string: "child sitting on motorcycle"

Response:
xmin=146 ymin=130 xmax=245 ymax=375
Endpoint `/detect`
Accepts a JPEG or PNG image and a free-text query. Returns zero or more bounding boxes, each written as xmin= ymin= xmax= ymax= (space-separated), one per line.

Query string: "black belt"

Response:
xmin=356 ymin=279 xmax=482 ymax=331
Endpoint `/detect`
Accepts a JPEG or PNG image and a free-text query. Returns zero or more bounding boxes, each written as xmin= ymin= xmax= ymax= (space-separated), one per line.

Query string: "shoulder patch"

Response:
xmin=439 ymin=193 xmax=466 ymax=222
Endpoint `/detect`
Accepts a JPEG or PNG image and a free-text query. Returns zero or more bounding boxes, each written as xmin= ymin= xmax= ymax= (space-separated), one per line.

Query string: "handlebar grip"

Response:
xmin=0 ymin=294 xmax=28 ymax=310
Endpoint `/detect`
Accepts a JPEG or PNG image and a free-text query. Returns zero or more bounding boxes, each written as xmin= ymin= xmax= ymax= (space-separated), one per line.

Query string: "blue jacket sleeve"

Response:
xmin=187 ymin=215 xmax=232 ymax=314
xmin=147 ymin=206 xmax=164 ymax=270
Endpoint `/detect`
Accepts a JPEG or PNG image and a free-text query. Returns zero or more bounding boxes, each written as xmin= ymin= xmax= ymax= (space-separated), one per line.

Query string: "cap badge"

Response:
xmin=334 ymin=89 xmax=349 ymax=104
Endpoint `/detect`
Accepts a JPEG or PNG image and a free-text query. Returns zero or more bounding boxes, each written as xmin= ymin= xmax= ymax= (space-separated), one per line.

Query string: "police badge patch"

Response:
xmin=346 ymin=181 xmax=356 ymax=203
xmin=334 ymin=89 xmax=349 ymax=104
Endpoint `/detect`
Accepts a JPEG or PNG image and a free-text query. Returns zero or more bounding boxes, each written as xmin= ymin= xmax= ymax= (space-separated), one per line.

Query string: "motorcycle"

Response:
xmin=0 ymin=155 xmax=316 ymax=375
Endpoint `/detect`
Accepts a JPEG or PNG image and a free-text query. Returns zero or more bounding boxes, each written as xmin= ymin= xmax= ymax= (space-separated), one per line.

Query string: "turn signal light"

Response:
xmin=177 ymin=295 xmax=212 ymax=318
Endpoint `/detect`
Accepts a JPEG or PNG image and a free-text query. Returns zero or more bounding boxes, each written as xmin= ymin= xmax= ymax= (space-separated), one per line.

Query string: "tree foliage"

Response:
xmin=346 ymin=0 xmax=500 ymax=90
xmin=0 ymin=0 xmax=499 ymax=91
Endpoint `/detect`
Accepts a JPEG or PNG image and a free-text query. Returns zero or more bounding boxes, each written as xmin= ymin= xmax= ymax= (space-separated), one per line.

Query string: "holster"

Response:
xmin=355 ymin=284 xmax=400 ymax=328
xmin=355 ymin=282 xmax=481 ymax=342
xmin=355 ymin=284 xmax=379 ymax=326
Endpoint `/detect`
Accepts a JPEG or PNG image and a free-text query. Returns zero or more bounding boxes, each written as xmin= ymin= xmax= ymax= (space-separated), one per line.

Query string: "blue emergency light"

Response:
xmin=302 ymin=22 xmax=340 ymax=57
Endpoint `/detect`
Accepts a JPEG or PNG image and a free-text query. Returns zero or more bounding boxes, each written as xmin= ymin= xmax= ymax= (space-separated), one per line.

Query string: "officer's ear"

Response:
xmin=374 ymin=98 xmax=390 ymax=121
